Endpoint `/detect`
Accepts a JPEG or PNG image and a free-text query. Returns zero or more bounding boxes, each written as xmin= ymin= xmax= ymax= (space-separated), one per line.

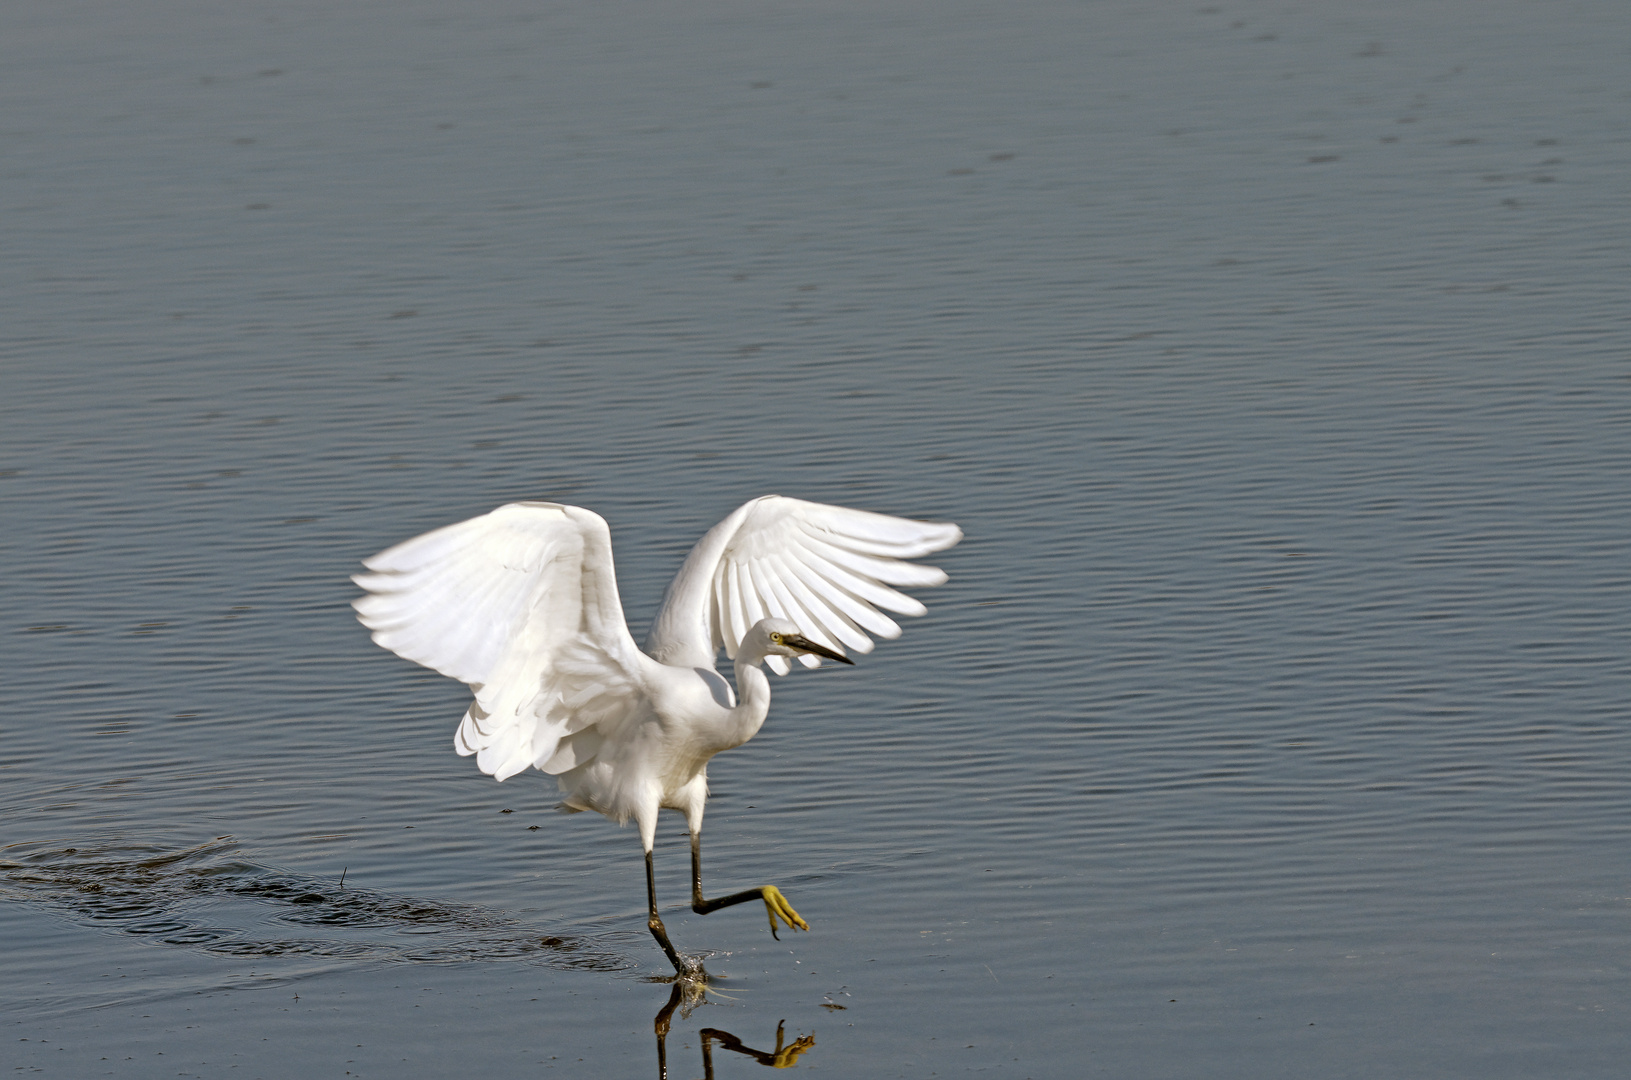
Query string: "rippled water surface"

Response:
xmin=4 ymin=1 xmax=1630 ymax=1076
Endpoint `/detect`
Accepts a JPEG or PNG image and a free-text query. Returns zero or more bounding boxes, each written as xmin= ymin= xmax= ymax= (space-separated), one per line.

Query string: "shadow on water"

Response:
xmin=0 ymin=836 xmax=635 ymax=971
xmin=654 ymin=980 xmax=816 ymax=1079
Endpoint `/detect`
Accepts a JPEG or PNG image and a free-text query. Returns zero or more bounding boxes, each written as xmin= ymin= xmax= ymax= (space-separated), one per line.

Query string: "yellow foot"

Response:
xmin=761 ymin=885 xmax=809 ymax=939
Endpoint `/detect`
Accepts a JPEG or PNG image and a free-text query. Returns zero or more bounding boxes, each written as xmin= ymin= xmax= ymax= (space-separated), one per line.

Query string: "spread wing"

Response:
xmin=353 ymin=502 xmax=656 ymax=782
xmin=643 ymin=495 xmax=962 ymax=676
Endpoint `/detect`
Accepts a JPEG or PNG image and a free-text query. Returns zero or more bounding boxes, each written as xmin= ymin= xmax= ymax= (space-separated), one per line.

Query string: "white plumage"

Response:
xmin=354 ymin=494 xmax=960 ymax=973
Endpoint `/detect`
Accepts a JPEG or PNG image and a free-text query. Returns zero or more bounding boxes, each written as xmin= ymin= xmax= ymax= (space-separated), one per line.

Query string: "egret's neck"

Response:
xmin=723 ymin=654 xmax=773 ymax=749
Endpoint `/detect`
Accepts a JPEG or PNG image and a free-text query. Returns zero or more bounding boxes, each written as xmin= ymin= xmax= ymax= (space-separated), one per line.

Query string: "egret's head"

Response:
xmin=754 ymin=617 xmax=853 ymax=666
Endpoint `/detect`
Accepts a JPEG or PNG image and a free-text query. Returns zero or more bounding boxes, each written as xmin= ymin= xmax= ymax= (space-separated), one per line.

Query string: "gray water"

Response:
xmin=4 ymin=0 xmax=1630 ymax=1076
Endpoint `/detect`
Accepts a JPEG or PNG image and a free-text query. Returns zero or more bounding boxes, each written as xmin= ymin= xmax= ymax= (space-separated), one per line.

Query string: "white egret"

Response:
xmin=353 ymin=494 xmax=960 ymax=973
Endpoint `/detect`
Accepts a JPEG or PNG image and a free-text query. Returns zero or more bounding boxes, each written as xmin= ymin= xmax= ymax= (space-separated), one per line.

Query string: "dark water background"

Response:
xmin=4 ymin=1 xmax=1629 ymax=1076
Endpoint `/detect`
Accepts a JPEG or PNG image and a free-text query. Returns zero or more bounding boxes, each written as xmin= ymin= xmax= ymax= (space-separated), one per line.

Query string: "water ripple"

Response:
xmin=0 ymin=836 xmax=636 ymax=973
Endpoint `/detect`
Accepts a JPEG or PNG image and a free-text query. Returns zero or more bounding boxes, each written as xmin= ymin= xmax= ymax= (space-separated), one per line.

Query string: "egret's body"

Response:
xmin=354 ymin=495 xmax=960 ymax=972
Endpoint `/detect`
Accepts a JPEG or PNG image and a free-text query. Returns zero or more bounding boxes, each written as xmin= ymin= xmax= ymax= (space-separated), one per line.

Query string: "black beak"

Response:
xmin=784 ymin=633 xmax=854 ymax=665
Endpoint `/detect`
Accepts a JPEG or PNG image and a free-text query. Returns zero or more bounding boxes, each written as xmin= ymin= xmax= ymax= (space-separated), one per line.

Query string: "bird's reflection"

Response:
xmin=654 ymin=981 xmax=816 ymax=1078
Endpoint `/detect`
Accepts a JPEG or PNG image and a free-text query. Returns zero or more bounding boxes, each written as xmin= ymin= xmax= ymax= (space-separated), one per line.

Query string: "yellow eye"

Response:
xmin=769 ymin=632 xmax=783 ymax=644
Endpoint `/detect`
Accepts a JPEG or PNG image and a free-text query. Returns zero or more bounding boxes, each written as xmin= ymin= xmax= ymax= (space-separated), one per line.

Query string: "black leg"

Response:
xmin=646 ymin=848 xmax=689 ymax=973
xmin=689 ymin=831 xmax=808 ymax=938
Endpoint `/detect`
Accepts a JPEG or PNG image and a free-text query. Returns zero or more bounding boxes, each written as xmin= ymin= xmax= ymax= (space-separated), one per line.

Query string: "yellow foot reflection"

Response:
xmin=655 ymin=984 xmax=817 ymax=1078
xmin=765 ymin=1021 xmax=817 ymax=1068
xmin=761 ymin=885 xmax=808 ymax=939
xmin=702 ymin=1020 xmax=815 ymax=1070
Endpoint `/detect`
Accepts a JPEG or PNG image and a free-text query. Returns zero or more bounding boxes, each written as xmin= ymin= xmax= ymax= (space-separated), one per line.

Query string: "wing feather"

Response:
xmin=791 ymin=503 xmax=962 ymax=557
xmin=794 ymin=524 xmax=948 ymax=590
xmin=725 ymin=562 xmax=752 ymax=659
xmin=786 ymin=542 xmax=910 ymax=633
xmin=644 ymin=495 xmax=960 ymax=672
xmin=711 ymin=567 xmax=733 ymax=651
xmin=747 ymin=559 xmax=796 ymax=675
xmin=778 ymin=550 xmax=877 ymax=651
xmin=354 ymin=501 xmax=656 ymax=782
xmin=766 ymin=551 xmax=853 ymax=659
xmin=737 ymin=561 xmax=769 ymax=643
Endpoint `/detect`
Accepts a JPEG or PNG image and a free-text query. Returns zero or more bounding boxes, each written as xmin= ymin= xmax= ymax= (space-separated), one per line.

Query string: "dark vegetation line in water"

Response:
xmin=0 ymin=836 xmax=636 ymax=972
